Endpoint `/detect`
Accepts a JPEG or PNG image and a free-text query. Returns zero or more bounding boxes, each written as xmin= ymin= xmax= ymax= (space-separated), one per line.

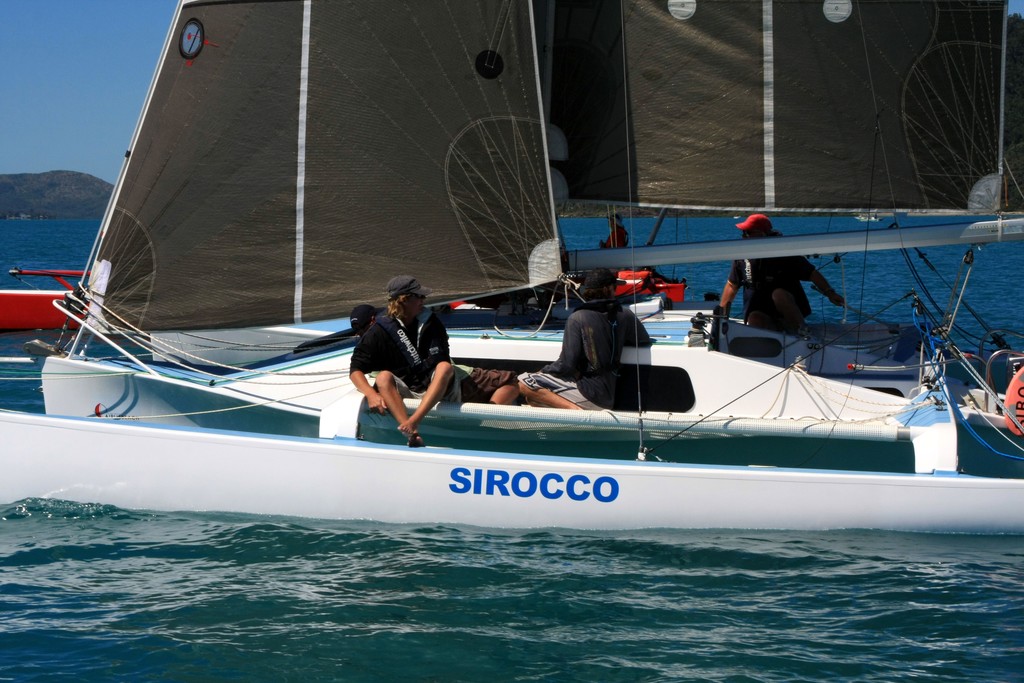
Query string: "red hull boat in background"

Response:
xmin=615 ymin=269 xmax=686 ymax=306
xmin=1 ymin=268 xmax=82 ymax=331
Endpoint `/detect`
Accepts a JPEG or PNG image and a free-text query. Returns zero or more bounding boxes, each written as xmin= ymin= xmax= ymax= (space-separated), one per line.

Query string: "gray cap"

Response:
xmin=385 ymin=275 xmax=432 ymax=300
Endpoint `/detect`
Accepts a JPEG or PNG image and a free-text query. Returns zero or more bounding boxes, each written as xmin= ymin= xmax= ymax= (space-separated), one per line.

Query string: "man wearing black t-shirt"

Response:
xmin=349 ymin=275 xmax=457 ymax=447
xmin=720 ymin=214 xmax=844 ymax=334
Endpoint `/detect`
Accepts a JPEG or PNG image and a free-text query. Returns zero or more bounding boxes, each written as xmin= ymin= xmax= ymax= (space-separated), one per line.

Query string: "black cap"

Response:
xmin=583 ymin=268 xmax=624 ymax=290
xmin=385 ymin=275 xmax=432 ymax=300
xmin=349 ymin=304 xmax=377 ymax=334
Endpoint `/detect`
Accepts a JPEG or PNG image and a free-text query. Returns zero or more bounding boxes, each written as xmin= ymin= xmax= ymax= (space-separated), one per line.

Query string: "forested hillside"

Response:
xmin=0 ymin=171 xmax=112 ymax=219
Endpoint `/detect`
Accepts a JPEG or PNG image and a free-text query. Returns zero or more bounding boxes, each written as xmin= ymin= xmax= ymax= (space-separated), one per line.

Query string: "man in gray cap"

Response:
xmin=518 ymin=268 xmax=651 ymax=410
xmin=349 ymin=275 xmax=458 ymax=447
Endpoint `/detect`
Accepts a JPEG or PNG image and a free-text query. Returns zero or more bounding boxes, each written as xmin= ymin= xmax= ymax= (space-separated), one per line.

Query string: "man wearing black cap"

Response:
xmin=349 ymin=275 xmax=458 ymax=447
xmin=720 ymin=214 xmax=845 ymax=334
xmin=349 ymin=304 xmax=378 ymax=336
xmin=518 ymin=268 xmax=651 ymax=410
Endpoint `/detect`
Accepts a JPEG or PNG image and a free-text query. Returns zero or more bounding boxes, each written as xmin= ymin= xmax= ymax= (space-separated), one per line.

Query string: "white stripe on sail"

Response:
xmin=294 ymin=0 xmax=312 ymax=323
xmin=762 ymin=0 xmax=775 ymax=209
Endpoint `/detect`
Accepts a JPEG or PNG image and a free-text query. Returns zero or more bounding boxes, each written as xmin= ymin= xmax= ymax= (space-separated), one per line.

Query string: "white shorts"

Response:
xmin=517 ymin=372 xmax=599 ymax=410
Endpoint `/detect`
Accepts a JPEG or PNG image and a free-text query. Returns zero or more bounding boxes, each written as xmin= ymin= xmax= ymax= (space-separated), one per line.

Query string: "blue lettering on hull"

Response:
xmin=449 ymin=467 xmax=619 ymax=503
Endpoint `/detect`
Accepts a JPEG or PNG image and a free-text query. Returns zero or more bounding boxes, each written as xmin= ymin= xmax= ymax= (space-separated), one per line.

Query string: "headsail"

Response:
xmin=94 ymin=0 xmax=559 ymax=331
xmin=549 ymin=0 xmax=1006 ymax=212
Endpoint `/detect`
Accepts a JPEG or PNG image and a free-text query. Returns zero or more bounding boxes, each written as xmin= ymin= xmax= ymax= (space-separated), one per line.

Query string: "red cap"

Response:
xmin=736 ymin=214 xmax=772 ymax=232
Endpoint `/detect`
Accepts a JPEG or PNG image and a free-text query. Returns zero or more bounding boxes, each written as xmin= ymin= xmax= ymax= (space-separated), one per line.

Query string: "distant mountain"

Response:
xmin=0 ymin=171 xmax=112 ymax=219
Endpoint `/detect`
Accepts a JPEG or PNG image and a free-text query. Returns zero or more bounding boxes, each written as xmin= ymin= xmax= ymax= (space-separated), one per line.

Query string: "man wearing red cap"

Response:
xmin=719 ymin=214 xmax=845 ymax=334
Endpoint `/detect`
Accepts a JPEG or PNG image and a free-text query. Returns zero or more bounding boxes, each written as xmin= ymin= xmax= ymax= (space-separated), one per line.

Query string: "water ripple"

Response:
xmin=2 ymin=502 xmax=1024 ymax=681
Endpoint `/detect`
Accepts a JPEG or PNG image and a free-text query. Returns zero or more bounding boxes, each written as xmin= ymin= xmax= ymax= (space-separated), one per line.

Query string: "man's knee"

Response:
xmin=434 ymin=362 xmax=454 ymax=383
xmin=771 ymin=288 xmax=796 ymax=306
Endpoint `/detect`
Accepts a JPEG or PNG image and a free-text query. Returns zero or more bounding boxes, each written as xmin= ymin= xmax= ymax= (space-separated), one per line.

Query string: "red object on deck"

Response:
xmin=615 ymin=270 xmax=686 ymax=303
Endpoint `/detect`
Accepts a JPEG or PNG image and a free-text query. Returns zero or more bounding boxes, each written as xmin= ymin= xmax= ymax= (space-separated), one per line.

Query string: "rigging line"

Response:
xmin=490 ymin=280 xmax=563 ymax=338
xmin=906 ymin=245 xmax=993 ymax=341
xmin=822 ymin=4 xmax=897 ymax=435
xmin=945 ymin=251 xmax=977 ymax=333
xmin=920 ymin=314 xmax=1024 ymax=460
xmin=946 ymin=345 xmax=1024 ymax=439
xmin=1004 ymin=158 xmax=1024 ymax=204
xmin=814 ymin=294 xmax=916 ymax=341
xmin=684 ymin=295 xmax=927 ymax=459
xmin=853 ymin=2 xmax=898 ymax=215
xmin=96 ymin=382 xmax=341 ymax=422
xmin=644 ymin=352 xmax=867 ymax=457
xmin=146 ymin=334 xmax=297 ymax=353
xmin=999 ymin=5 xmax=1008 ymax=185
xmin=611 ymin=1 xmax=646 ymax=455
xmin=941 ymin=249 xmax=969 ymax=323
xmin=839 ymin=257 xmax=847 ymax=324
xmin=845 ymin=35 xmax=890 ymax=400
xmin=618 ymin=3 xmax=643 ymax=454
xmin=66 ymin=292 xmax=346 ymax=381
xmin=896 ymin=244 xmax=984 ymax=348
xmin=485 ymin=0 xmax=514 ymax=57
xmin=978 ymin=329 xmax=1024 ymax=356
xmin=948 ymin=392 xmax=1024 ymax=460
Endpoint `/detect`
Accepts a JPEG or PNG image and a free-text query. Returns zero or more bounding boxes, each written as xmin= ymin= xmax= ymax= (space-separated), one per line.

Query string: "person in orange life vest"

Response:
xmin=349 ymin=276 xmax=458 ymax=448
xmin=719 ymin=214 xmax=845 ymax=334
xmin=600 ymin=213 xmax=628 ymax=249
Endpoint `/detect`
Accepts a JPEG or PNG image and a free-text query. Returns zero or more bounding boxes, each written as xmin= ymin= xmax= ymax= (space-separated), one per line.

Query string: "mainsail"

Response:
xmin=93 ymin=0 xmax=560 ymax=331
xmin=87 ymin=0 xmax=1008 ymax=331
xmin=549 ymin=0 xmax=1006 ymax=212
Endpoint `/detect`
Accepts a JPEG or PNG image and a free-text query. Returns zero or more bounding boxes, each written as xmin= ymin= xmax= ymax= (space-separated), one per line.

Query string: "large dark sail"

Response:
xmin=550 ymin=0 xmax=1005 ymax=212
xmin=95 ymin=0 xmax=559 ymax=331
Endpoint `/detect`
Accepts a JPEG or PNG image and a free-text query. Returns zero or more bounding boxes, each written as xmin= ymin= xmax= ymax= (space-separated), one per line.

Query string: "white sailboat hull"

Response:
xmin=3 ymin=410 xmax=1023 ymax=533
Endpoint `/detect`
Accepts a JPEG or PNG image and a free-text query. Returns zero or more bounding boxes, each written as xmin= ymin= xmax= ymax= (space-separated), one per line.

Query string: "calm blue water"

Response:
xmin=3 ymin=219 xmax=1024 ymax=681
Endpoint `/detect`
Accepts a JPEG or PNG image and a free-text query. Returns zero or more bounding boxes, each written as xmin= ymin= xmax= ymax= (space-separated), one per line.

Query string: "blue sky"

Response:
xmin=2 ymin=0 xmax=1023 ymax=185
xmin=0 ymin=1 xmax=176 ymax=183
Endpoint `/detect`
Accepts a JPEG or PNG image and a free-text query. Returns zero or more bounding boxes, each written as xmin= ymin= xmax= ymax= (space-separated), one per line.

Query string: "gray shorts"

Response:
xmin=517 ymin=372 xmax=599 ymax=410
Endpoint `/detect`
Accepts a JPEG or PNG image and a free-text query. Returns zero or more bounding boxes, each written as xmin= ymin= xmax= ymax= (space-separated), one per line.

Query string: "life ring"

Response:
xmin=1004 ymin=364 xmax=1024 ymax=436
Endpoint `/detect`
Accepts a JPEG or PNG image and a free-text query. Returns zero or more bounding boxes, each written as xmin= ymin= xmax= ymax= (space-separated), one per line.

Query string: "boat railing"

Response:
xmin=8 ymin=267 xmax=86 ymax=290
